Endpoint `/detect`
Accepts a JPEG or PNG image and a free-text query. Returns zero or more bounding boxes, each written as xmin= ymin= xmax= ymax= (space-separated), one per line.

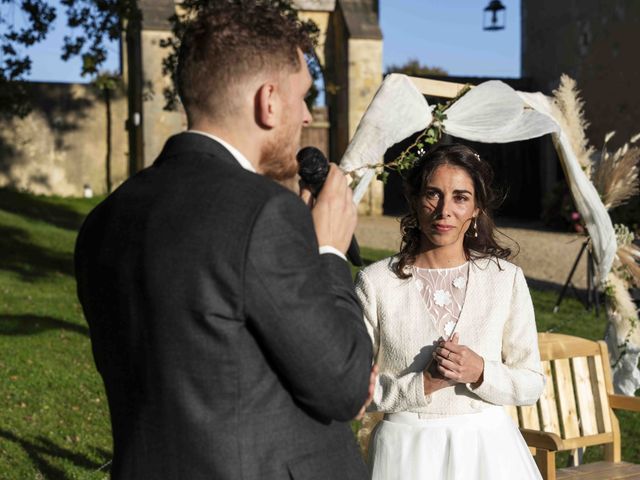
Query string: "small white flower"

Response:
xmin=452 ymin=276 xmax=466 ymax=289
xmin=444 ymin=320 xmax=456 ymax=337
xmin=433 ymin=289 xmax=451 ymax=307
xmin=415 ymin=278 xmax=425 ymax=291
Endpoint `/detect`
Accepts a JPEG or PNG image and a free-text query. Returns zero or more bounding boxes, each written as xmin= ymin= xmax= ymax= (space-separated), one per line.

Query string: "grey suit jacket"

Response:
xmin=75 ymin=132 xmax=373 ymax=479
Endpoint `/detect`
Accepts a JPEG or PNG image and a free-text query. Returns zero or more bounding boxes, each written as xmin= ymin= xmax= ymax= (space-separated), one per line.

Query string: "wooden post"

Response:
xmin=534 ymin=450 xmax=556 ymax=480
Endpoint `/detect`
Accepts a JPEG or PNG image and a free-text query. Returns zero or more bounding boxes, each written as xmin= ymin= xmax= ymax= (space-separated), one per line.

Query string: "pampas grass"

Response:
xmin=551 ymin=74 xmax=640 ymax=393
xmin=591 ymin=133 xmax=640 ymax=210
xmin=551 ymin=74 xmax=596 ymax=174
xmin=615 ymin=224 xmax=640 ymax=288
xmin=618 ymin=243 xmax=640 ymax=287
xmin=356 ymin=412 xmax=383 ymax=460
xmin=606 ymin=272 xmax=640 ymax=344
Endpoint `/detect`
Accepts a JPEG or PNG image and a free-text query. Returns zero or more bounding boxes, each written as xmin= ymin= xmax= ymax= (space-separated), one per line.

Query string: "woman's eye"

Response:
xmin=425 ymin=191 xmax=439 ymax=199
xmin=455 ymin=195 xmax=469 ymax=202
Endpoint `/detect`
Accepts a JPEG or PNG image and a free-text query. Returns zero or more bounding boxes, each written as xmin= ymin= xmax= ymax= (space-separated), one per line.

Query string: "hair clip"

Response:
xmin=473 ymin=153 xmax=481 ymax=161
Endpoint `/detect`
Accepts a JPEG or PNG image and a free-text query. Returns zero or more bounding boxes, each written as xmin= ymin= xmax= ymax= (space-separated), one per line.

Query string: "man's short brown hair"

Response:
xmin=177 ymin=0 xmax=316 ymax=122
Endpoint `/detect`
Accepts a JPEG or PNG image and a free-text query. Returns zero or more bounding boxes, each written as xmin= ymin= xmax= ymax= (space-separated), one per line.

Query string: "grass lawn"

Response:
xmin=0 ymin=189 xmax=637 ymax=478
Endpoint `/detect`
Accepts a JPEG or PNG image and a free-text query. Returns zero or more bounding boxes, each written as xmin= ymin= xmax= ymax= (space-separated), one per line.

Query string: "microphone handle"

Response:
xmin=347 ymin=235 xmax=363 ymax=267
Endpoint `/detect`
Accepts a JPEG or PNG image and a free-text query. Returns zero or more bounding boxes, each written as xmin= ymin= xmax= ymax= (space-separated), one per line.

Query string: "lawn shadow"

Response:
xmin=526 ymin=276 xmax=590 ymax=303
xmin=0 ymin=429 xmax=110 ymax=479
xmin=0 ymin=225 xmax=74 ymax=281
xmin=0 ymin=314 xmax=88 ymax=337
xmin=0 ymin=189 xmax=87 ymax=231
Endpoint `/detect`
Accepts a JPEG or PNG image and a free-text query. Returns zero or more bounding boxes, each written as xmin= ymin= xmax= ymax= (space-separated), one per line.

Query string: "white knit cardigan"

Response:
xmin=355 ymin=256 xmax=544 ymax=417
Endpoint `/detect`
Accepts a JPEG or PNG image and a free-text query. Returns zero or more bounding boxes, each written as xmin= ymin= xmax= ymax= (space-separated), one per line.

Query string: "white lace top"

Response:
xmin=413 ymin=262 xmax=469 ymax=340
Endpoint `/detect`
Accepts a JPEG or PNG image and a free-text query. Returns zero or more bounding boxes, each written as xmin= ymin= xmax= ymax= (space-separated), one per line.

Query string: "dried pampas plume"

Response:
xmin=590 ymin=132 xmax=640 ymax=210
xmin=356 ymin=412 xmax=383 ymax=460
xmin=551 ymin=74 xmax=595 ymax=175
xmin=618 ymin=243 xmax=640 ymax=288
xmin=615 ymin=224 xmax=640 ymax=288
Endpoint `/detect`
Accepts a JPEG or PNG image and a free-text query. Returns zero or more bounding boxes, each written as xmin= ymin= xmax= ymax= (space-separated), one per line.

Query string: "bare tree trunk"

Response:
xmin=105 ymin=87 xmax=112 ymax=193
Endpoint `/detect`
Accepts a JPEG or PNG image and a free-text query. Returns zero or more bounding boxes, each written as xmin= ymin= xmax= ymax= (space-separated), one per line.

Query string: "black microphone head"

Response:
xmin=297 ymin=146 xmax=329 ymax=195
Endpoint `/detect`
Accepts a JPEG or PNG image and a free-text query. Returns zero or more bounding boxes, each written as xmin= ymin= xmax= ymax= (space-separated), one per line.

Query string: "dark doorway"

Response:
xmin=381 ymin=75 xmax=560 ymax=220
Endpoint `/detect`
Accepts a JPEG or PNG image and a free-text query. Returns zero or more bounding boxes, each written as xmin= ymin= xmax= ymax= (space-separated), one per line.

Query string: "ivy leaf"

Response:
xmin=376 ymin=170 xmax=390 ymax=184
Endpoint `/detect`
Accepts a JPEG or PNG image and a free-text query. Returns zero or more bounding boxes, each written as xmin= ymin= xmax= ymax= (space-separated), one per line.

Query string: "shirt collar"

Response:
xmin=187 ymin=130 xmax=256 ymax=173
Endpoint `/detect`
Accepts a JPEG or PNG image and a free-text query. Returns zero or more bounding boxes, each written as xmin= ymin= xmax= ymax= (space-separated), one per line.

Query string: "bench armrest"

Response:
xmin=609 ymin=393 xmax=640 ymax=412
xmin=520 ymin=428 xmax=564 ymax=451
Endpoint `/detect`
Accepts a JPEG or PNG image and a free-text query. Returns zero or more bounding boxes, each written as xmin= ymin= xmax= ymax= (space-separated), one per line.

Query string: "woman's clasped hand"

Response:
xmin=433 ymin=332 xmax=484 ymax=385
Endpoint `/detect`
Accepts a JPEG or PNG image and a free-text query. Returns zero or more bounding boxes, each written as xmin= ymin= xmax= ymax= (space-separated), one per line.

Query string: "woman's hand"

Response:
xmin=423 ymin=365 xmax=453 ymax=395
xmin=422 ymin=335 xmax=458 ymax=395
xmin=434 ymin=333 xmax=484 ymax=385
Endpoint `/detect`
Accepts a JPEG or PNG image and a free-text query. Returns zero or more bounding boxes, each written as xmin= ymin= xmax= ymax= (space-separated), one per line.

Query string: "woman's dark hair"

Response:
xmin=393 ymin=143 xmax=512 ymax=278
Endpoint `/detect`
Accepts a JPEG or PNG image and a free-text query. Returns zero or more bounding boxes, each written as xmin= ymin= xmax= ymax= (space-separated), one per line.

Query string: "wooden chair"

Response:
xmin=506 ymin=333 xmax=640 ymax=480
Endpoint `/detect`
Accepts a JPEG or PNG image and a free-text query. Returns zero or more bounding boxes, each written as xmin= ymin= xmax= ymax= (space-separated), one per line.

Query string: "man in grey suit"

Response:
xmin=74 ymin=2 xmax=374 ymax=479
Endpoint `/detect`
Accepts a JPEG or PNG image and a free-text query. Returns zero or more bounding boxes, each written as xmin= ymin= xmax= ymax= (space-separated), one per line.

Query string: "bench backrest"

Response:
xmin=505 ymin=333 xmax=619 ymax=452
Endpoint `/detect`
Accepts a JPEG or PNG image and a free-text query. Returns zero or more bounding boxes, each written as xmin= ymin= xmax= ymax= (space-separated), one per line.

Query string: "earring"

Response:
xmin=473 ymin=217 xmax=478 ymax=238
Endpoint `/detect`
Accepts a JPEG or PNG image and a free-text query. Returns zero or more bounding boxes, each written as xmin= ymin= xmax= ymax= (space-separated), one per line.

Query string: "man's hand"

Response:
xmin=300 ymin=187 xmax=314 ymax=208
xmin=355 ymin=364 xmax=378 ymax=421
xmin=433 ymin=333 xmax=484 ymax=385
xmin=311 ymin=164 xmax=357 ymax=254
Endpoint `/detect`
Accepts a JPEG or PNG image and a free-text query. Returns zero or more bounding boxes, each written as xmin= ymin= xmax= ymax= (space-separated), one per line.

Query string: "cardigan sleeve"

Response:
xmin=355 ymin=269 xmax=431 ymax=412
xmin=465 ymin=267 xmax=544 ymax=406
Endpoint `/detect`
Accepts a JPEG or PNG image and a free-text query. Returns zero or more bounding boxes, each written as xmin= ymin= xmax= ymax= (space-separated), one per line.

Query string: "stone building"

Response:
xmin=296 ymin=0 xmax=383 ymax=213
xmin=0 ymin=0 xmax=383 ymax=213
xmin=522 ymin=0 xmax=640 ymax=149
xmin=5 ymin=1 xmax=634 ymax=217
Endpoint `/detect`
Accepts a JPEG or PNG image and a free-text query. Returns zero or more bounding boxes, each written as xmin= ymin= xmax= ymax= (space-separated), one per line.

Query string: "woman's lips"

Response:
xmin=433 ymin=224 xmax=455 ymax=232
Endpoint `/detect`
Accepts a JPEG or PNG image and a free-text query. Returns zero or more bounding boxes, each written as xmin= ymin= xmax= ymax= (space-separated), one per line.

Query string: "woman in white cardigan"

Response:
xmin=356 ymin=144 xmax=544 ymax=480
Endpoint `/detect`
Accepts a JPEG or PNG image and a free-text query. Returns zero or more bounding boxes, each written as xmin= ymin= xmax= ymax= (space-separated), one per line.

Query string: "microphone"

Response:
xmin=297 ymin=147 xmax=363 ymax=267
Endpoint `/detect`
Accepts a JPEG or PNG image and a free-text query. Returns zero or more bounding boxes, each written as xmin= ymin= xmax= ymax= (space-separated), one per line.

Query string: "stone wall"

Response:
xmin=0 ymin=0 xmax=383 ymax=201
xmin=347 ymin=38 xmax=383 ymax=214
xmin=140 ymin=29 xmax=188 ymax=168
xmin=0 ymin=79 xmax=329 ymax=198
xmin=0 ymin=82 xmax=129 ymax=196
xmin=522 ymin=0 xmax=640 ymax=148
xmin=301 ymin=107 xmax=330 ymax=158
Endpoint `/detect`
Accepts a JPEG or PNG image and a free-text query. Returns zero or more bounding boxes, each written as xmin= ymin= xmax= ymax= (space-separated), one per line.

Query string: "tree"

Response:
xmin=93 ymin=71 xmax=123 ymax=193
xmin=385 ymin=58 xmax=448 ymax=77
xmin=0 ymin=0 xmax=138 ymax=117
xmin=1 ymin=0 xmax=319 ymax=116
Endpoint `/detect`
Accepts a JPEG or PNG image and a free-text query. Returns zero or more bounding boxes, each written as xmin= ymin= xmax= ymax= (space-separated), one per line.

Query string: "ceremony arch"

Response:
xmin=339 ymin=74 xmax=640 ymax=395
xmin=341 ymin=74 xmax=616 ymax=283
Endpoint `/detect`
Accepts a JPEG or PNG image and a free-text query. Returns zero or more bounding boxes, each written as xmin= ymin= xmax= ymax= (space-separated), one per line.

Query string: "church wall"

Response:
xmin=0 ymin=82 xmax=129 ymax=197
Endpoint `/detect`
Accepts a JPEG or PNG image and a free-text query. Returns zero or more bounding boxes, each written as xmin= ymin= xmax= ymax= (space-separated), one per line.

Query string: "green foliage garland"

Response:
xmin=371 ymin=84 xmax=472 ymax=184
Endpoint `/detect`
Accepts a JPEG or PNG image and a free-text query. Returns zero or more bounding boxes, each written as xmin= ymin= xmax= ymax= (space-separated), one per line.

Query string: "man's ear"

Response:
xmin=255 ymin=82 xmax=278 ymax=129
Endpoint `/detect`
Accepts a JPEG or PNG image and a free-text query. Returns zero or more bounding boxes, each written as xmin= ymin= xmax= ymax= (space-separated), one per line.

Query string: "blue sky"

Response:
xmin=381 ymin=0 xmax=520 ymax=78
xmin=3 ymin=0 xmax=521 ymax=83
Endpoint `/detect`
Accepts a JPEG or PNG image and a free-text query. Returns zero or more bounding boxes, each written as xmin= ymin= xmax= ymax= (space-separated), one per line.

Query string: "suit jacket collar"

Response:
xmin=155 ymin=131 xmax=243 ymax=170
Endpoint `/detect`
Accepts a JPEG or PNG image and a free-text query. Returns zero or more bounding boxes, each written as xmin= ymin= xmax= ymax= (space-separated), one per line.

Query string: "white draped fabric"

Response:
xmin=341 ymin=74 xmax=616 ymax=283
xmin=340 ymin=74 xmax=432 ymax=205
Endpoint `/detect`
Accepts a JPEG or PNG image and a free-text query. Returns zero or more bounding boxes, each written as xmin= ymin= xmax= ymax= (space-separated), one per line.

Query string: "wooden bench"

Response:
xmin=506 ymin=333 xmax=640 ymax=480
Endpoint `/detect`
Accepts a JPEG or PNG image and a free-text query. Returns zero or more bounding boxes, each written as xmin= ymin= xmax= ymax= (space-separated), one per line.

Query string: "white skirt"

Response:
xmin=369 ymin=406 xmax=541 ymax=480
